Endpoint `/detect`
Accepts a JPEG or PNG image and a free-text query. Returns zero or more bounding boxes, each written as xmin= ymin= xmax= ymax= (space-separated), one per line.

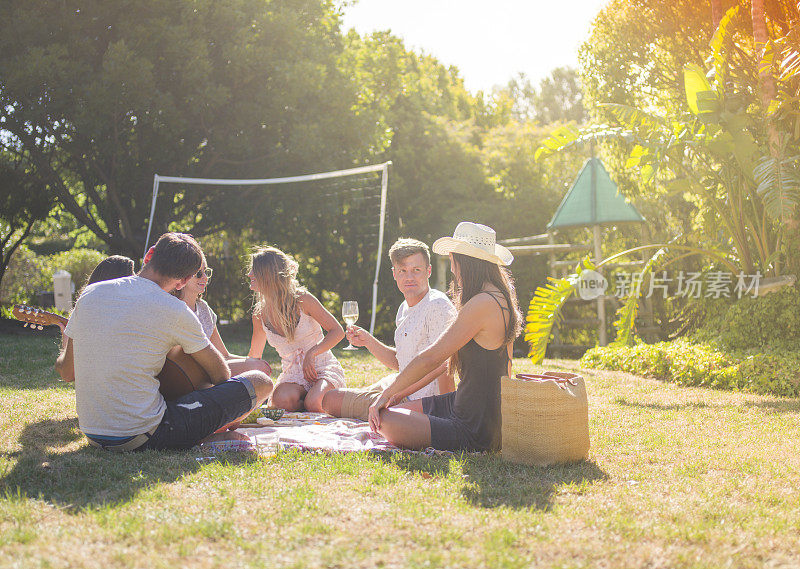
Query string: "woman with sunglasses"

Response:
xmin=175 ymin=262 xmax=272 ymax=378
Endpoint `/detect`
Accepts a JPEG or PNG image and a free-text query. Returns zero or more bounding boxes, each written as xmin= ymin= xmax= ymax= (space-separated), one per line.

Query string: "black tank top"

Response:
xmin=452 ymin=291 xmax=510 ymax=451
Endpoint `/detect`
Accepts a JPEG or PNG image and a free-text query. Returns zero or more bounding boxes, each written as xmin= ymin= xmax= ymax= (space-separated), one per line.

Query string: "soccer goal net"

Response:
xmin=143 ymin=162 xmax=390 ymax=334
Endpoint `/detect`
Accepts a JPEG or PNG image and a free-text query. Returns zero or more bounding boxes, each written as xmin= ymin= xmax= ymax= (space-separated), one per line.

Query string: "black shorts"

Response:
xmin=421 ymin=392 xmax=480 ymax=452
xmin=138 ymin=376 xmax=257 ymax=451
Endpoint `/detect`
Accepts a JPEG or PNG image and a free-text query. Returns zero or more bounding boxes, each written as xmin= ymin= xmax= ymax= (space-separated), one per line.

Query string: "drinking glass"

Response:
xmin=342 ymin=301 xmax=359 ymax=351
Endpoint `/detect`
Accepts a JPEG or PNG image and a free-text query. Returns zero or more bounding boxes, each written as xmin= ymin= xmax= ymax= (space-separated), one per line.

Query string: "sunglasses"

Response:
xmin=195 ymin=267 xmax=213 ymax=279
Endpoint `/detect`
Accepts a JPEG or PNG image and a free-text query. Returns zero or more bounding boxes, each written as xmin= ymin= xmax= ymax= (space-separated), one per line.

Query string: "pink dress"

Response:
xmin=262 ymin=311 xmax=346 ymax=391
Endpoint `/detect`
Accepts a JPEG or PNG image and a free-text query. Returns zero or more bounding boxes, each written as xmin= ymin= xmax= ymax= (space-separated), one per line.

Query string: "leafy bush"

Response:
xmin=690 ymin=287 xmax=800 ymax=351
xmin=194 ymin=232 xmax=258 ymax=324
xmin=581 ymin=339 xmax=800 ymax=398
xmin=1 ymin=246 xmax=48 ymax=305
xmin=43 ymin=248 xmax=108 ymax=293
xmin=0 ymin=246 xmax=106 ymax=306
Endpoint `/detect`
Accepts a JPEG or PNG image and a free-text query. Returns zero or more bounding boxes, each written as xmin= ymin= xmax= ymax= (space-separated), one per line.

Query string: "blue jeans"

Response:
xmin=138 ymin=376 xmax=256 ymax=450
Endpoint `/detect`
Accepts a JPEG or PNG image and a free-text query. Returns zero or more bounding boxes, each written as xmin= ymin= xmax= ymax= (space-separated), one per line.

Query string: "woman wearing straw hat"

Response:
xmin=368 ymin=222 xmax=522 ymax=451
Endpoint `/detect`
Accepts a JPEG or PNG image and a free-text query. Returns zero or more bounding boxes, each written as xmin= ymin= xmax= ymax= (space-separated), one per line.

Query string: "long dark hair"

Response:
xmin=77 ymin=255 xmax=136 ymax=298
xmin=87 ymin=255 xmax=135 ymax=286
xmin=447 ymin=252 xmax=522 ymax=375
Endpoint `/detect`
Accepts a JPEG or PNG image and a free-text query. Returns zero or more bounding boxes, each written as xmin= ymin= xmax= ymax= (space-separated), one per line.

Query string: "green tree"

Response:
xmin=505 ymin=68 xmax=586 ymax=124
xmin=575 ymin=0 xmax=800 ymax=276
xmin=0 ymin=0 xmax=368 ymax=258
xmin=580 ymin=0 xmax=732 ymax=116
xmin=0 ymin=155 xmax=50 ymax=293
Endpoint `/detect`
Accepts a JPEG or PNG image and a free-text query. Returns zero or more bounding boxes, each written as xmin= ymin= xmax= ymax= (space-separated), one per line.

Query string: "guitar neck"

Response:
xmin=12 ymin=305 xmax=68 ymax=328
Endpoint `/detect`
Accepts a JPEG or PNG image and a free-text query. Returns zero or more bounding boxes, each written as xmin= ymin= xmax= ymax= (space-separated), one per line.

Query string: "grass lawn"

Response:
xmin=1 ymin=330 xmax=799 ymax=568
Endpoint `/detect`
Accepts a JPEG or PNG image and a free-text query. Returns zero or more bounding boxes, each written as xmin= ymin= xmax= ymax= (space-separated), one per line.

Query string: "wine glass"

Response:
xmin=342 ymin=301 xmax=359 ymax=351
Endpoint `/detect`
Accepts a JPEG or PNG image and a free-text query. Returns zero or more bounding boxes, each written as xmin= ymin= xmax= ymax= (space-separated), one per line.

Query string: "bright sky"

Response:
xmin=342 ymin=0 xmax=610 ymax=93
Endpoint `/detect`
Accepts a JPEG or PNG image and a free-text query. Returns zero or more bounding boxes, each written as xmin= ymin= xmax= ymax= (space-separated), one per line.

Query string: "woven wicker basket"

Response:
xmin=501 ymin=371 xmax=590 ymax=466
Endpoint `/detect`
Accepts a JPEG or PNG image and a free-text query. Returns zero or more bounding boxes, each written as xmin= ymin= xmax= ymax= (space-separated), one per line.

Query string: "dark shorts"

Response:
xmin=137 ymin=376 xmax=257 ymax=451
xmin=421 ymin=392 xmax=479 ymax=452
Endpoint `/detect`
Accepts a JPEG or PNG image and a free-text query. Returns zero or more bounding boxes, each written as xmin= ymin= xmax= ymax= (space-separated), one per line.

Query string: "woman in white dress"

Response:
xmin=247 ymin=246 xmax=346 ymax=412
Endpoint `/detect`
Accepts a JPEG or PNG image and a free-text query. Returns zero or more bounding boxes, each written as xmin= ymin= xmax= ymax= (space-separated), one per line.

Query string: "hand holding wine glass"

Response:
xmin=342 ymin=301 xmax=359 ymax=351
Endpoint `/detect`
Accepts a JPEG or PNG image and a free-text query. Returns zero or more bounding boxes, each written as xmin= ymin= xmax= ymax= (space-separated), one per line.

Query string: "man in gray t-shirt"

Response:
xmin=56 ymin=232 xmax=273 ymax=451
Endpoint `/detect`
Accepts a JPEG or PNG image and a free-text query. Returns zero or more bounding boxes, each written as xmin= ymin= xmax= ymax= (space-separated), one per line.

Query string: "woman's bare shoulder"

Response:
xmin=297 ymin=291 xmax=319 ymax=313
xmin=461 ymin=290 xmax=500 ymax=316
xmin=465 ymin=286 xmax=506 ymax=306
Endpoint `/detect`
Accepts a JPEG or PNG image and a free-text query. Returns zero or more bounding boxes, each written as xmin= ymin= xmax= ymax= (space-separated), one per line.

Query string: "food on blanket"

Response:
xmin=242 ymin=409 xmax=262 ymax=423
xmin=256 ymin=417 xmax=275 ymax=426
xmin=284 ymin=412 xmax=315 ymax=420
xmin=259 ymin=407 xmax=285 ymax=420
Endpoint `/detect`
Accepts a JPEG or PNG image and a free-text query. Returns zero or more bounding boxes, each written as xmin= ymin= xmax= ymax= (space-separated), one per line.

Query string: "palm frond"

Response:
xmin=534 ymin=125 xmax=581 ymax=160
xmin=610 ymin=247 xmax=668 ymax=347
xmin=778 ymin=46 xmax=800 ymax=81
xmin=754 ymin=154 xmax=800 ymax=222
xmin=598 ymin=103 xmax=669 ymax=134
xmin=525 ymin=256 xmax=593 ymax=364
xmin=534 ymin=123 xmax=629 ymax=161
xmin=610 ymin=293 xmax=640 ymax=348
xmin=758 ymin=40 xmax=776 ymax=77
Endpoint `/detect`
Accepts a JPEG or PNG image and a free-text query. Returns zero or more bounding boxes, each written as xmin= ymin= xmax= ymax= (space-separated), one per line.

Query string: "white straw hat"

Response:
xmin=432 ymin=222 xmax=513 ymax=265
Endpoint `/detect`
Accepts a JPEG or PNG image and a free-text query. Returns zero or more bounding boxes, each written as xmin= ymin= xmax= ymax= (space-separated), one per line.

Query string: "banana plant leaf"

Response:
xmin=525 ymin=256 xmax=593 ymax=364
xmin=684 ymin=64 xmax=718 ymax=117
xmin=610 ymin=247 xmax=667 ymax=347
xmin=754 ymin=154 xmax=800 ymax=222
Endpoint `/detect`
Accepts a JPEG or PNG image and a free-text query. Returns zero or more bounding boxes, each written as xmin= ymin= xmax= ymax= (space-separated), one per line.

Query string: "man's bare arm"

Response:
xmin=346 ymin=326 xmax=399 ymax=370
xmin=55 ymin=337 xmax=75 ymax=382
xmin=188 ymin=344 xmax=231 ymax=384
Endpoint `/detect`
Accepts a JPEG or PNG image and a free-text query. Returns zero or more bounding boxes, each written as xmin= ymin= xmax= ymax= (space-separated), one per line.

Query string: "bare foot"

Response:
xmin=199 ymin=430 xmax=250 ymax=444
xmin=212 ymin=419 xmax=243 ymax=434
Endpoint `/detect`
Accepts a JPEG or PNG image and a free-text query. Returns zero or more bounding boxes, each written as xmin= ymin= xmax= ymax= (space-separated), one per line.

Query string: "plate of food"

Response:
xmin=260 ymin=407 xmax=285 ymax=421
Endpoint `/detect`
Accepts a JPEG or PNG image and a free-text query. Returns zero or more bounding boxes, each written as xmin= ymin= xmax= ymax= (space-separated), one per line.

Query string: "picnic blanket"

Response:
xmin=195 ymin=412 xmax=475 ymax=459
xmin=199 ymin=412 xmax=400 ymax=455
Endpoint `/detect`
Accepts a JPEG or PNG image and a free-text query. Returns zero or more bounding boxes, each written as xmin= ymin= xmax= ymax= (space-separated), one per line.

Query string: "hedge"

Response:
xmin=581 ymin=339 xmax=800 ymax=398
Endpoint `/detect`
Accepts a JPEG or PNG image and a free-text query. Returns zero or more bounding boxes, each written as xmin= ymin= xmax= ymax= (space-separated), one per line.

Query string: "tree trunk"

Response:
xmin=752 ymin=0 xmax=777 ymax=126
xmin=710 ymin=0 xmax=723 ymax=29
xmin=753 ymin=0 xmax=795 ymax=233
xmin=0 ymin=218 xmax=35 ymax=294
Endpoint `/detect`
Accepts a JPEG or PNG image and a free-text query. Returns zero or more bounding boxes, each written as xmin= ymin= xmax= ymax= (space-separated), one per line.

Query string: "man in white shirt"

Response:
xmin=322 ymin=238 xmax=456 ymax=421
xmin=56 ymin=232 xmax=272 ymax=451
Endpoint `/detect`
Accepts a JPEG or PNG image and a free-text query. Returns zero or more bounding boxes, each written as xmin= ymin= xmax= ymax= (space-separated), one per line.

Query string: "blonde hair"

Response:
xmin=249 ymin=246 xmax=306 ymax=340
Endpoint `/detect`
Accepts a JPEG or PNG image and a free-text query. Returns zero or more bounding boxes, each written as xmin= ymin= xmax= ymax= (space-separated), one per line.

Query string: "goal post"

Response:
xmin=143 ymin=161 xmax=391 ymax=334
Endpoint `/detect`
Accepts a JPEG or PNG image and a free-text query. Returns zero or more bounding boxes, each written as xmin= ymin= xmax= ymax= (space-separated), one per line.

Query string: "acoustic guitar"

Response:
xmin=12 ymin=304 xmax=214 ymax=400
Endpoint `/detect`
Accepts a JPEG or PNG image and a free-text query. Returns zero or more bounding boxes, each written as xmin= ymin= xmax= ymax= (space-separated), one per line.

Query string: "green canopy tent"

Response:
xmin=547 ymin=158 xmax=645 ymax=230
xmin=547 ymin=157 xmax=646 ymax=345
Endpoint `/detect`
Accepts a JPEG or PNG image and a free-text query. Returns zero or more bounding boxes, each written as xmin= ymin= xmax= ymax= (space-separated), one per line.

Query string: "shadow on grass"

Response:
xmin=384 ymin=452 xmax=608 ymax=511
xmin=0 ymin=334 xmax=64 ymax=390
xmin=616 ymin=396 xmax=800 ymax=415
xmin=614 ymin=397 xmax=712 ymax=411
xmin=743 ymin=399 xmax=800 ymax=414
xmin=0 ymin=417 xmax=255 ymax=512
